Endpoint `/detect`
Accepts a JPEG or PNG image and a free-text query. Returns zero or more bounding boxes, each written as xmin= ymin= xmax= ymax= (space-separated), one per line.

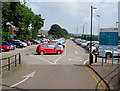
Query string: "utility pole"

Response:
xmin=83 ymin=24 xmax=84 ymax=39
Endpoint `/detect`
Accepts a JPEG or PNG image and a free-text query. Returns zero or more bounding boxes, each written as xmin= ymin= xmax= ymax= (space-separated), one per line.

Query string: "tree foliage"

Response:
xmin=48 ymin=24 xmax=69 ymax=38
xmin=2 ymin=2 xmax=44 ymax=40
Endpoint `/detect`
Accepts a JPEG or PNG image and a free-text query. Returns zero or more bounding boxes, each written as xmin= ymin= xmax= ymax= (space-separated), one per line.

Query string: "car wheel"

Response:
xmin=2 ymin=48 xmax=5 ymax=52
xmin=40 ymin=51 xmax=44 ymax=55
xmin=16 ymin=45 xmax=19 ymax=48
xmin=106 ymin=53 xmax=112 ymax=58
xmin=57 ymin=51 xmax=61 ymax=55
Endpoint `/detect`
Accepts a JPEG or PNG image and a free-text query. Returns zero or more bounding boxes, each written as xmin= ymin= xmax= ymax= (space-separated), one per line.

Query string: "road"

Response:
xmin=2 ymin=40 xmax=98 ymax=90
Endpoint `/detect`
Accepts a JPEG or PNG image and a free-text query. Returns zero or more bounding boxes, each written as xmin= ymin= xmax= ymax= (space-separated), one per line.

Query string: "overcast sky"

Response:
xmin=24 ymin=0 xmax=119 ymax=35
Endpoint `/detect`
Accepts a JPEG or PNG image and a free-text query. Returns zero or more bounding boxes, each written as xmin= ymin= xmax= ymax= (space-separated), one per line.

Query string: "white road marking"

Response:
xmin=75 ymin=51 xmax=78 ymax=54
xmin=10 ymin=71 xmax=35 ymax=87
xmin=83 ymin=59 xmax=89 ymax=65
xmin=68 ymin=59 xmax=72 ymax=61
xmin=53 ymin=43 xmax=67 ymax=64
xmin=39 ymin=58 xmax=54 ymax=65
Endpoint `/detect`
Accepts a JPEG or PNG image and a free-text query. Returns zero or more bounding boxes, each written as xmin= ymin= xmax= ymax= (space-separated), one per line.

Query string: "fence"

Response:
xmin=0 ymin=53 xmax=21 ymax=72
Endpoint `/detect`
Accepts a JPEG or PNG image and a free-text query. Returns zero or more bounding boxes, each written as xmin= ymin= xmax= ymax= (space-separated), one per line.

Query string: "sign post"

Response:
xmin=99 ymin=28 xmax=118 ymax=65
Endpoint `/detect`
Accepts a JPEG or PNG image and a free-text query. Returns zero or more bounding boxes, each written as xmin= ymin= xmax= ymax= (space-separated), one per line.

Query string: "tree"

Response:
xmin=48 ymin=24 xmax=69 ymax=38
xmin=2 ymin=2 xmax=44 ymax=40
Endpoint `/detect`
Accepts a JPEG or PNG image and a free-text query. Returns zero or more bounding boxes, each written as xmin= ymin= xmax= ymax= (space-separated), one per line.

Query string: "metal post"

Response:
xmin=112 ymin=50 xmax=114 ymax=66
xmin=102 ymin=57 xmax=104 ymax=66
xmin=95 ymin=54 xmax=97 ymax=63
xmin=8 ymin=57 xmax=10 ymax=70
xmin=19 ymin=53 xmax=21 ymax=64
xmin=15 ymin=55 xmax=17 ymax=67
xmin=89 ymin=6 xmax=93 ymax=65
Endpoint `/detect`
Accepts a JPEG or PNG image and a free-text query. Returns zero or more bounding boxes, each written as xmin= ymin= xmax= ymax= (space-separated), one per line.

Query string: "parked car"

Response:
xmin=36 ymin=43 xmax=64 ymax=55
xmin=13 ymin=40 xmax=27 ymax=47
xmin=98 ymin=45 xmax=120 ymax=58
xmin=21 ymin=40 xmax=31 ymax=46
xmin=0 ymin=44 xmax=11 ymax=51
xmin=81 ymin=41 xmax=90 ymax=48
xmin=30 ymin=39 xmax=40 ymax=44
xmin=48 ymin=40 xmax=64 ymax=49
xmin=7 ymin=40 xmax=24 ymax=48
xmin=2 ymin=41 xmax=16 ymax=50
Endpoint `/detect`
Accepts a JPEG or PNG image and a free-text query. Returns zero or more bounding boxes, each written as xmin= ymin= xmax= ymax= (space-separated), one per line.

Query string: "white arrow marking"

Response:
xmin=75 ymin=51 xmax=78 ymax=54
xmin=83 ymin=59 xmax=89 ymax=65
xmin=10 ymin=71 xmax=35 ymax=87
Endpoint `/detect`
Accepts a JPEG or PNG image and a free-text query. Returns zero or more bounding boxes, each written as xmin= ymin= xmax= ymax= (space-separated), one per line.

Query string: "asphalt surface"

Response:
xmin=1 ymin=40 xmax=99 ymax=90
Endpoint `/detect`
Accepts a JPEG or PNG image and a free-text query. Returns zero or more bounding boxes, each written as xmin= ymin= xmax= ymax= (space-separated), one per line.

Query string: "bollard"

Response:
xmin=112 ymin=50 xmax=114 ymax=66
xmin=15 ymin=55 xmax=17 ymax=67
xmin=95 ymin=54 xmax=97 ymax=63
xmin=19 ymin=53 xmax=21 ymax=64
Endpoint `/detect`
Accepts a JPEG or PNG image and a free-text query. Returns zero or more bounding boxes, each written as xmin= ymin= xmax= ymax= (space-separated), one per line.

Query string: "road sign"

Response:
xmin=99 ymin=32 xmax=118 ymax=46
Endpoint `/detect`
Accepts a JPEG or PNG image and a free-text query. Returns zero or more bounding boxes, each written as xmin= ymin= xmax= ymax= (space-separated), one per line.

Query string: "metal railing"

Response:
xmin=0 ymin=53 xmax=21 ymax=72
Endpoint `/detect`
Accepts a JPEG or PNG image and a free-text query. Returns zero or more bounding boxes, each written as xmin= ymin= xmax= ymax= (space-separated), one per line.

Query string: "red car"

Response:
xmin=36 ymin=43 xmax=64 ymax=55
xmin=0 ymin=45 xmax=11 ymax=51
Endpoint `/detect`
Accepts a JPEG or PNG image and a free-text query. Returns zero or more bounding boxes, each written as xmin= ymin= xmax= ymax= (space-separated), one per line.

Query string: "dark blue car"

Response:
xmin=2 ymin=41 xmax=16 ymax=50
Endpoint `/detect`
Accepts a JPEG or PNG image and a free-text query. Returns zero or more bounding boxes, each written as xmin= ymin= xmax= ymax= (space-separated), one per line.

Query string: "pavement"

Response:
xmin=88 ymin=56 xmax=120 ymax=90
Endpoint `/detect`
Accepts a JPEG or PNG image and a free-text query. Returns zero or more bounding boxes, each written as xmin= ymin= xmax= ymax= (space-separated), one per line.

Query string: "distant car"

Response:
xmin=0 ymin=44 xmax=11 ymax=51
xmin=36 ymin=43 xmax=64 ymax=55
xmin=13 ymin=40 xmax=27 ymax=47
xmin=30 ymin=39 xmax=40 ymax=44
xmin=48 ymin=40 xmax=65 ymax=48
xmin=2 ymin=41 xmax=16 ymax=50
xmin=21 ymin=40 xmax=31 ymax=46
xmin=7 ymin=40 xmax=24 ymax=48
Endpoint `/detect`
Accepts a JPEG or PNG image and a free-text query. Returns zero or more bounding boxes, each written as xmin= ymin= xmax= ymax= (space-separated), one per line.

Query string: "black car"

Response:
xmin=29 ymin=39 xmax=40 ymax=44
xmin=7 ymin=40 xmax=24 ymax=48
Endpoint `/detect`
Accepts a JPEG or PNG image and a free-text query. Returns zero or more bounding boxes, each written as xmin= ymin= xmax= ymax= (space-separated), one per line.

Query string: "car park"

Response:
xmin=36 ymin=43 xmax=64 ymax=55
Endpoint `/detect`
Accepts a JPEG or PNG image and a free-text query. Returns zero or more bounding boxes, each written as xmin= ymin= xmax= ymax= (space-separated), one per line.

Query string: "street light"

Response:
xmin=89 ymin=6 xmax=97 ymax=65
xmin=97 ymin=15 xmax=100 ymax=34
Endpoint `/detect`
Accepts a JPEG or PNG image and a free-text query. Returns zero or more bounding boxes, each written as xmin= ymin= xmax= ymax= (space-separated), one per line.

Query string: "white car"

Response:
xmin=14 ymin=40 xmax=27 ymax=47
xmin=98 ymin=45 xmax=120 ymax=58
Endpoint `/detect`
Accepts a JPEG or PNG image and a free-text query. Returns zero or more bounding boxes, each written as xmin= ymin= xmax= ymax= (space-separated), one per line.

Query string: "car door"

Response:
xmin=47 ymin=45 xmax=56 ymax=53
xmin=42 ymin=45 xmax=49 ymax=53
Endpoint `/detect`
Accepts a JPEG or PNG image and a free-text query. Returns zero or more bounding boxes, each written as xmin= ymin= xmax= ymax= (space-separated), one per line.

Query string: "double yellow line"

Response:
xmin=85 ymin=66 xmax=109 ymax=90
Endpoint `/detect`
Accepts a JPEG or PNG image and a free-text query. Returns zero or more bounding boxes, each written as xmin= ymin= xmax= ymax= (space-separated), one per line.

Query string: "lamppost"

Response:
xmin=89 ymin=6 xmax=97 ymax=65
xmin=85 ymin=23 xmax=87 ymax=40
xmin=83 ymin=24 xmax=84 ymax=39
xmin=97 ymin=15 xmax=100 ymax=35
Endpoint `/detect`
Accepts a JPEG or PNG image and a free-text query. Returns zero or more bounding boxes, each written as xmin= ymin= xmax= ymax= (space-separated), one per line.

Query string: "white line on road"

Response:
xmin=39 ymin=58 xmax=54 ymax=65
xmin=83 ymin=59 xmax=89 ymax=65
xmin=10 ymin=71 xmax=35 ymax=87
xmin=53 ymin=43 xmax=67 ymax=64
xmin=75 ymin=51 xmax=78 ymax=54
